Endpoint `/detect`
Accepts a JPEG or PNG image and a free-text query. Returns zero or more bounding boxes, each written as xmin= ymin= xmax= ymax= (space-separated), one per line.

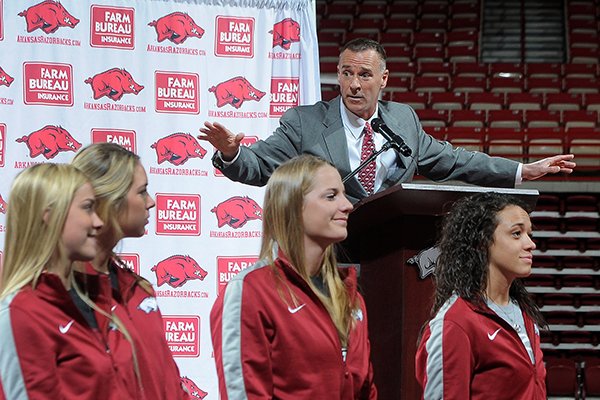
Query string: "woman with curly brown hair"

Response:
xmin=416 ymin=192 xmax=547 ymax=400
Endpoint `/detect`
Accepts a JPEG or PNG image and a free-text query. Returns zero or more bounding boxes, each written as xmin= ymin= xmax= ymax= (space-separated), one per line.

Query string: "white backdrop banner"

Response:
xmin=0 ymin=0 xmax=319 ymax=397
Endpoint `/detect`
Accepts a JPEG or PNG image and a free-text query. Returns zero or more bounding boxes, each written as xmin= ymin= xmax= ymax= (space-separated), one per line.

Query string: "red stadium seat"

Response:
xmin=490 ymin=63 xmax=525 ymax=79
xmin=447 ymin=45 xmax=478 ymax=63
xmin=429 ymin=92 xmax=466 ymax=110
xmin=445 ymin=126 xmax=485 ymax=151
xmin=565 ymin=194 xmax=600 ymax=213
xmin=489 ymin=77 xmax=524 ymax=94
xmin=415 ymin=109 xmax=449 ymax=128
xmin=412 ymin=32 xmax=445 ymax=48
xmin=379 ymin=32 xmax=412 ymax=49
xmin=452 ymin=76 xmax=486 ymax=93
xmin=418 ymin=18 xmax=448 ymax=33
xmin=545 ymin=357 xmax=578 ymax=398
xmin=357 ymin=3 xmax=387 ymax=19
xmin=487 ymin=127 xmax=525 ymax=161
xmin=325 ymin=3 xmax=357 ymax=19
xmin=566 ymin=127 xmax=600 ymax=168
xmin=468 ymin=92 xmax=504 ymax=111
xmin=453 ymin=63 xmax=488 ymax=78
xmin=419 ymin=3 xmax=448 ymax=19
xmin=527 ymin=77 xmax=562 ymax=94
xmin=413 ymin=76 xmax=450 ymax=92
xmin=449 ymin=109 xmax=486 ymax=128
xmin=351 ymin=18 xmax=385 ymax=35
xmin=568 ymin=32 xmax=599 ymax=49
xmin=413 ymin=46 xmax=446 ymax=63
xmin=545 ymin=93 xmax=583 ymax=112
xmin=385 ymin=76 xmax=412 ymax=93
xmin=562 ymin=110 xmax=598 ymax=129
xmin=386 ymin=46 xmax=413 ymax=62
xmin=487 ymin=110 xmax=524 ymax=129
xmin=564 ymin=77 xmax=600 ymax=94
xmin=395 ymin=92 xmax=428 ymax=110
xmin=570 ymin=47 xmax=599 ymax=63
xmin=527 ymin=63 xmax=561 ymax=79
xmin=563 ymin=63 xmax=598 ymax=78
xmin=585 ymin=93 xmax=600 ymax=112
xmin=526 ymin=127 xmax=566 ymax=161
xmin=568 ymin=18 xmax=598 ymax=34
xmin=385 ymin=17 xmax=417 ymax=33
xmin=525 ymin=110 xmax=561 ymax=128
xmin=450 ymin=3 xmax=480 ymax=18
xmin=418 ymin=62 xmax=452 ymax=78
xmin=506 ymin=93 xmax=543 ymax=111
xmin=446 ymin=30 xmax=478 ymax=47
xmin=387 ymin=61 xmax=417 ymax=79
xmin=448 ymin=16 xmax=481 ymax=32
xmin=387 ymin=3 xmax=417 ymax=19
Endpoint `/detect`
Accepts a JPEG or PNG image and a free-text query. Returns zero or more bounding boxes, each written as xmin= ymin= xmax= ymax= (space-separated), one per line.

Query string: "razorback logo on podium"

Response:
xmin=270 ymin=18 xmax=300 ymax=50
xmin=148 ymin=12 xmax=204 ymax=45
xmin=24 ymin=62 xmax=73 ymax=106
xmin=0 ymin=123 xmax=5 ymax=167
xmin=91 ymin=128 xmax=136 ymax=153
xmin=212 ymin=196 xmax=262 ymax=229
xmin=180 ymin=377 xmax=208 ymax=399
xmin=152 ymin=255 xmax=207 ymax=288
xmin=0 ymin=194 xmax=7 ymax=214
xmin=209 ymin=77 xmax=265 ymax=109
xmin=0 ymin=67 xmax=14 ymax=87
xmin=85 ymin=68 xmax=144 ymax=102
xmin=90 ymin=5 xmax=135 ymax=50
xmin=18 ymin=1 xmax=79 ymax=34
xmin=214 ymin=16 xmax=254 ymax=58
xmin=16 ymin=125 xmax=81 ymax=159
xmin=151 ymin=133 xmax=206 ymax=166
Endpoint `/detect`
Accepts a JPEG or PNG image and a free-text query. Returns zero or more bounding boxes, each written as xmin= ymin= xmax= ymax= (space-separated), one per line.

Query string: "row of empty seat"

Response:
xmin=544 ymin=355 xmax=600 ymax=399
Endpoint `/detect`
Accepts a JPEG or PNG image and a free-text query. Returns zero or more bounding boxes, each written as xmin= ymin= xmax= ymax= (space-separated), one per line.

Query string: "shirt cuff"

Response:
xmin=515 ymin=163 xmax=523 ymax=186
xmin=217 ymin=150 xmax=240 ymax=167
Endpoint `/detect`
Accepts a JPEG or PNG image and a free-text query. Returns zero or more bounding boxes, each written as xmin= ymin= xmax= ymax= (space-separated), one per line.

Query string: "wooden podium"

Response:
xmin=341 ymin=183 xmax=538 ymax=400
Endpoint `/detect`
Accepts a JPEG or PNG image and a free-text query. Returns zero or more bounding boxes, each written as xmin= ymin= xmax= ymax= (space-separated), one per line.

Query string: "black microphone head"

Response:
xmin=371 ymin=118 xmax=383 ymax=132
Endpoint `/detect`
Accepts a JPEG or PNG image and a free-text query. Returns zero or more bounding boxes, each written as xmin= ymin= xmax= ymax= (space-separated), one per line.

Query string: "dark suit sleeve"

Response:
xmin=212 ymin=107 xmax=304 ymax=186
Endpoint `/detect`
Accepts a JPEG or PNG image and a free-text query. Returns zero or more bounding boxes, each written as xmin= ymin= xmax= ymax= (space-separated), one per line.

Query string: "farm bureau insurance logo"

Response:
xmin=23 ymin=62 xmax=73 ymax=106
xmin=91 ymin=128 xmax=136 ymax=153
xmin=19 ymin=1 xmax=79 ymax=34
xmin=116 ymin=253 xmax=140 ymax=274
xmin=215 ymin=16 xmax=254 ymax=58
xmin=155 ymin=193 xmax=201 ymax=235
xmin=0 ymin=123 xmax=5 ymax=167
xmin=270 ymin=77 xmax=299 ymax=118
xmin=90 ymin=5 xmax=134 ymax=50
xmin=155 ymin=71 xmax=199 ymax=114
xmin=163 ymin=315 xmax=200 ymax=357
xmin=16 ymin=125 xmax=81 ymax=160
xmin=217 ymin=256 xmax=258 ymax=293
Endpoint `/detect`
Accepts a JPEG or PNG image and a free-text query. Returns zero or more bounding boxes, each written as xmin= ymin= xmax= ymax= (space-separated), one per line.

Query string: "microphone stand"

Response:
xmin=342 ymin=141 xmax=394 ymax=183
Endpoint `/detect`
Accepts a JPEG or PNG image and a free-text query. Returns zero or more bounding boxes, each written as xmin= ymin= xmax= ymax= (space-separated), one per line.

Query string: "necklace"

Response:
xmin=490 ymin=300 xmax=522 ymax=333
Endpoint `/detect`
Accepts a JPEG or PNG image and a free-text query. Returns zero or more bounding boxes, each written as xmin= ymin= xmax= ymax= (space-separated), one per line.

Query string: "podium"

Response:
xmin=341 ymin=183 xmax=538 ymax=400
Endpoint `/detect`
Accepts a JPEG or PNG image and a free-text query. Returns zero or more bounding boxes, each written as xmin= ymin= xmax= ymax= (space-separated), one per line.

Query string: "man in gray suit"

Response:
xmin=199 ymin=38 xmax=575 ymax=204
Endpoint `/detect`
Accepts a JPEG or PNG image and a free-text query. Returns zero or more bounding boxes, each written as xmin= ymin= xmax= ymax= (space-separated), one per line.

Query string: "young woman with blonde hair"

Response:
xmin=211 ymin=154 xmax=377 ymax=399
xmin=0 ymin=163 xmax=143 ymax=399
xmin=72 ymin=142 xmax=189 ymax=399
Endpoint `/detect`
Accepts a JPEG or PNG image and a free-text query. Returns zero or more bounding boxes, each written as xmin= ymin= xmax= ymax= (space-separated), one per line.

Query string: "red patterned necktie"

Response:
xmin=358 ymin=121 xmax=376 ymax=195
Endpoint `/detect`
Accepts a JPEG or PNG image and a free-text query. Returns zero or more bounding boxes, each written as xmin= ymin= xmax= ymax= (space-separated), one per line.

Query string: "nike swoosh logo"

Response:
xmin=287 ymin=304 xmax=306 ymax=314
xmin=487 ymin=328 xmax=501 ymax=341
xmin=59 ymin=320 xmax=74 ymax=334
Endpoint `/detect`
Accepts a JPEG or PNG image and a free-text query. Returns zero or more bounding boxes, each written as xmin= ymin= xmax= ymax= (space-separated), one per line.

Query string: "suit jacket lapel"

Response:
xmin=322 ymin=97 xmax=366 ymax=197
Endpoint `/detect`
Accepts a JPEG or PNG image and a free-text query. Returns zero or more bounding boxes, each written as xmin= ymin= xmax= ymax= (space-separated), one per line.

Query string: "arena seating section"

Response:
xmin=316 ymin=0 xmax=600 ymax=398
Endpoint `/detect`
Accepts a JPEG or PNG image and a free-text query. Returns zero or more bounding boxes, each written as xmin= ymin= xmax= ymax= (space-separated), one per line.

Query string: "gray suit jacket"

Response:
xmin=213 ymin=97 xmax=519 ymax=203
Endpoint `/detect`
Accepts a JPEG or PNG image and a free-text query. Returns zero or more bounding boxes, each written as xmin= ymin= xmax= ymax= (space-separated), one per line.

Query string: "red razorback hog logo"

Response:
xmin=0 ymin=195 xmax=7 ymax=214
xmin=148 ymin=12 xmax=204 ymax=45
xmin=270 ymin=18 xmax=300 ymax=50
xmin=151 ymin=255 xmax=207 ymax=288
xmin=209 ymin=77 xmax=265 ymax=109
xmin=180 ymin=377 xmax=208 ymax=399
xmin=18 ymin=0 xmax=79 ymax=34
xmin=16 ymin=125 xmax=81 ymax=159
xmin=151 ymin=133 xmax=206 ymax=166
xmin=0 ymin=67 xmax=14 ymax=87
xmin=85 ymin=68 xmax=144 ymax=102
xmin=212 ymin=196 xmax=262 ymax=229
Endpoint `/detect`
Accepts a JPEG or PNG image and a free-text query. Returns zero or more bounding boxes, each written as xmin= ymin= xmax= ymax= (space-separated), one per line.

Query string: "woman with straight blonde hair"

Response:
xmin=72 ymin=142 xmax=189 ymax=399
xmin=211 ymin=154 xmax=377 ymax=399
xmin=0 ymin=163 xmax=143 ymax=399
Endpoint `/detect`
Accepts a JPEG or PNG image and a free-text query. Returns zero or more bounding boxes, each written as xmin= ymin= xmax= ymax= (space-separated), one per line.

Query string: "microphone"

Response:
xmin=371 ymin=118 xmax=412 ymax=157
